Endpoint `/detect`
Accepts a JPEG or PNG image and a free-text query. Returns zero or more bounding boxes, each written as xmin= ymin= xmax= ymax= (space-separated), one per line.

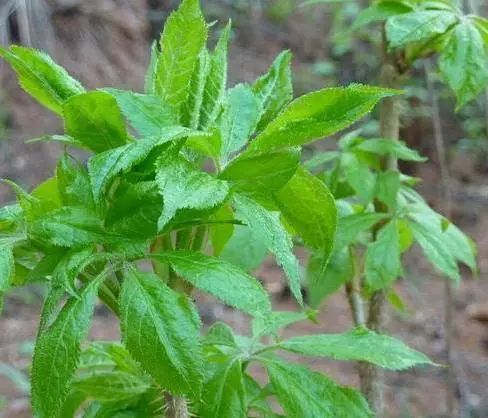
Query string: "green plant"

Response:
xmin=302 ymin=0 xmax=486 ymax=414
xmin=0 ymin=0 xmax=441 ymax=416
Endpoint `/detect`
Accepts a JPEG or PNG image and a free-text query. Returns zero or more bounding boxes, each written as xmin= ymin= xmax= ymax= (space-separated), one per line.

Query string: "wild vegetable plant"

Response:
xmin=302 ymin=0 xmax=485 ymax=413
xmin=0 ymin=0 xmax=437 ymax=417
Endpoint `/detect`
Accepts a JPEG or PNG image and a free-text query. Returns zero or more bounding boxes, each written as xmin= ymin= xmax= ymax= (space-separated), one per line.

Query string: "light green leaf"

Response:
xmin=64 ymin=91 xmax=128 ymax=153
xmin=56 ymin=154 xmax=94 ymax=208
xmin=265 ymin=360 xmax=372 ymax=418
xmin=274 ymin=167 xmax=337 ymax=257
xmin=252 ymin=310 xmax=311 ymax=338
xmin=88 ymin=126 xmax=194 ymax=205
xmin=233 ymin=194 xmax=302 ymax=305
xmin=335 ymin=212 xmax=388 ymax=250
xmin=375 ymin=170 xmax=400 ymax=209
xmin=439 ymin=19 xmax=488 ymax=110
xmin=0 ymin=45 xmax=84 ymax=114
xmin=120 ymin=270 xmax=203 ymax=399
xmin=220 ymin=148 xmax=300 ymax=194
xmin=386 ymin=10 xmax=458 ymax=48
xmin=199 ymin=23 xmax=231 ymax=129
xmin=155 ymin=0 xmax=208 ymax=119
xmin=199 ymin=358 xmax=246 ymax=418
xmin=144 ymin=41 xmax=159 ymax=95
xmin=252 ymin=51 xmax=293 ymax=131
xmin=307 ymin=248 xmax=353 ymax=307
xmin=443 ymin=222 xmax=476 ymax=273
xmin=365 ymin=220 xmax=401 ymax=290
xmin=156 ymin=152 xmax=229 ymax=230
xmin=353 ymin=2 xmax=412 ymax=30
xmin=472 ymin=16 xmax=488 ymax=44
xmin=209 ymin=204 xmax=234 ymax=256
xmin=105 ymin=89 xmax=177 ymax=136
xmin=72 ymin=371 xmax=151 ymax=402
xmin=279 ymin=326 xmax=434 ymax=370
xmin=153 ymin=251 xmax=271 ymax=316
xmin=220 ymin=84 xmax=261 ymax=159
xmin=220 ymin=224 xmax=268 ymax=272
xmin=248 ymin=84 xmax=399 ymax=152
xmin=342 ymin=153 xmax=376 ymax=203
xmin=354 ymin=138 xmax=426 ymax=162
xmin=0 ymin=246 xmax=14 ymax=292
xmin=31 ymin=278 xmax=100 ymax=418
xmin=51 ymin=248 xmax=94 ymax=295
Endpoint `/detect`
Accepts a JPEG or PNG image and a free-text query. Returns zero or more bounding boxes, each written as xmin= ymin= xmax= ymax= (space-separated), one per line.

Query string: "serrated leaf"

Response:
xmin=203 ymin=322 xmax=237 ymax=348
xmin=72 ymin=371 xmax=151 ymax=402
xmin=120 ymin=270 xmax=203 ymax=398
xmin=152 ymin=250 xmax=271 ymax=316
xmin=199 ymin=23 xmax=231 ymax=129
xmin=199 ymin=357 xmax=246 ymax=418
xmin=252 ymin=310 xmax=310 ymax=338
xmin=275 ymin=167 xmax=337 ymax=257
xmin=248 ymin=84 xmax=398 ymax=152
xmin=0 ymin=204 xmax=23 ymax=232
xmin=28 ymin=207 xmax=107 ymax=248
xmin=220 ymin=84 xmax=261 ymax=159
xmin=279 ymin=326 xmax=434 ymax=370
xmin=220 ymin=224 xmax=268 ymax=272
xmin=365 ymin=220 xmax=401 ymax=290
xmin=265 ymin=360 xmax=372 ymax=418
xmin=88 ymin=126 xmax=194 ymax=205
xmin=156 ymin=152 xmax=229 ymax=230
xmin=64 ymin=91 xmax=128 ymax=153
xmin=31 ymin=278 xmax=100 ymax=418
xmin=155 ymin=0 xmax=208 ymax=119
xmin=408 ymin=215 xmax=460 ymax=282
xmin=439 ymin=19 xmax=488 ymax=110
xmin=51 ymin=248 xmax=94 ymax=294
xmin=335 ymin=212 xmax=388 ymax=250
xmin=144 ymin=41 xmax=159 ymax=95
xmin=105 ymin=89 xmax=177 ymax=136
xmin=220 ymin=148 xmax=300 ymax=194
xmin=353 ymin=138 xmax=426 ymax=162
xmin=56 ymin=154 xmax=94 ymax=208
xmin=307 ymin=247 xmax=353 ymax=307
xmin=233 ymin=194 xmax=302 ymax=305
xmin=386 ymin=10 xmax=458 ymax=48
xmin=0 ymin=45 xmax=84 ymax=114
xmin=0 ymin=245 xmax=14 ymax=292
xmin=252 ymin=51 xmax=293 ymax=131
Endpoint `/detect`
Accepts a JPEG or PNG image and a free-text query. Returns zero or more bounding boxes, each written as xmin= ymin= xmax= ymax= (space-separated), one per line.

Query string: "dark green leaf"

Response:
xmin=120 ymin=270 xmax=203 ymax=398
xmin=0 ymin=45 xmax=84 ymax=114
xmin=248 ymin=84 xmax=399 ymax=152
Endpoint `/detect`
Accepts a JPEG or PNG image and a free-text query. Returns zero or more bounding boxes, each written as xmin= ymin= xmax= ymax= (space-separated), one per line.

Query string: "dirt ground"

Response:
xmin=1 ymin=1 xmax=487 ymax=417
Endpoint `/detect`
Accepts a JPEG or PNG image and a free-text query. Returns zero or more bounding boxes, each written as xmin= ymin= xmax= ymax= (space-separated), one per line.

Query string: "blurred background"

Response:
xmin=0 ymin=0 xmax=487 ymax=417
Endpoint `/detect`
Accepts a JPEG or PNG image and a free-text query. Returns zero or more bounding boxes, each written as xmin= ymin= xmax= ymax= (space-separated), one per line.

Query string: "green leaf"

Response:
xmin=105 ymin=89 xmax=177 ymax=136
xmin=439 ymin=19 xmax=488 ymax=110
xmin=274 ymin=167 xmax=337 ymax=256
xmin=120 ymin=270 xmax=203 ymax=399
xmin=156 ymin=152 xmax=229 ymax=230
xmin=51 ymin=248 xmax=94 ymax=295
xmin=375 ymin=170 xmax=400 ymax=209
xmin=88 ymin=126 xmax=194 ymax=205
xmin=144 ymin=41 xmax=159 ymax=95
xmin=279 ymin=326 xmax=434 ymax=370
xmin=209 ymin=204 xmax=234 ymax=256
xmin=307 ymin=248 xmax=353 ymax=307
xmin=220 ymin=148 xmax=300 ymax=194
xmin=386 ymin=10 xmax=458 ymax=48
xmin=199 ymin=357 xmax=246 ymax=418
xmin=72 ymin=371 xmax=151 ymax=402
xmin=251 ymin=51 xmax=293 ymax=131
xmin=199 ymin=23 xmax=231 ymax=129
xmin=220 ymin=224 xmax=268 ymax=272
xmin=335 ymin=212 xmax=388 ymax=250
xmin=342 ymin=153 xmax=376 ymax=203
xmin=155 ymin=0 xmax=208 ymax=119
xmin=252 ymin=310 xmax=311 ymax=338
xmin=409 ymin=215 xmax=460 ymax=282
xmin=28 ymin=207 xmax=107 ymax=248
xmin=472 ymin=16 xmax=488 ymax=44
xmin=353 ymin=2 xmax=412 ymax=30
xmin=365 ymin=220 xmax=401 ymax=290
xmin=233 ymin=194 xmax=302 ymax=305
xmin=0 ymin=46 xmax=84 ymax=114
xmin=248 ymin=84 xmax=399 ymax=152
xmin=31 ymin=278 xmax=100 ymax=418
xmin=203 ymin=322 xmax=237 ymax=348
xmin=353 ymin=138 xmax=426 ymax=162
xmin=153 ymin=251 xmax=271 ymax=316
xmin=64 ymin=91 xmax=128 ymax=153
xmin=265 ymin=360 xmax=372 ymax=418
xmin=0 ymin=246 xmax=14 ymax=292
xmin=220 ymin=84 xmax=261 ymax=159
xmin=443 ymin=222 xmax=476 ymax=273
xmin=56 ymin=154 xmax=94 ymax=208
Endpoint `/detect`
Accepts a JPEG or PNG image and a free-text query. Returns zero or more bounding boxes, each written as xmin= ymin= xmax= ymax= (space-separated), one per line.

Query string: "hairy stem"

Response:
xmin=165 ymin=393 xmax=190 ymax=418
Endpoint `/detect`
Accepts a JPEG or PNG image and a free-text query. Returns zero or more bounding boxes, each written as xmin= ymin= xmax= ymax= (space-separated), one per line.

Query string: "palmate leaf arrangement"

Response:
xmin=0 ymin=0 xmax=477 ymax=417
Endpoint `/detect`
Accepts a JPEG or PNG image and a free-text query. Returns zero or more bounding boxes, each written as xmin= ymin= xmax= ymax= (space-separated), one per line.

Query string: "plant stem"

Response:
xmin=345 ymin=248 xmax=365 ymax=326
xmin=164 ymin=393 xmax=190 ymax=418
